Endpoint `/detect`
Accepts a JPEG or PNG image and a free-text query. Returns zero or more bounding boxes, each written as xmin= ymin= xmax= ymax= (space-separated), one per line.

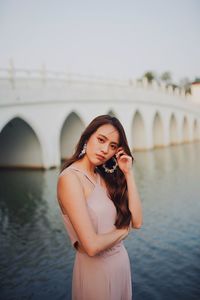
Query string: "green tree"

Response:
xmin=179 ymin=77 xmax=191 ymax=94
xmin=160 ymin=71 xmax=172 ymax=84
xmin=193 ymin=77 xmax=200 ymax=83
xmin=142 ymin=71 xmax=156 ymax=83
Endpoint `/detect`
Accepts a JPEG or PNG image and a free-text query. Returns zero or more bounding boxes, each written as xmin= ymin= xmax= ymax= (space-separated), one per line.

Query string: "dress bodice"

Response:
xmin=60 ymin=166 xmax=123 ymax=255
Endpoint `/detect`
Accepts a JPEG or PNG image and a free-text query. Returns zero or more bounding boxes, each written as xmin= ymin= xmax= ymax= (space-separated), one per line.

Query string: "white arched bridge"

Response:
xmin=0 ymin=67 xmax=200 ymax=169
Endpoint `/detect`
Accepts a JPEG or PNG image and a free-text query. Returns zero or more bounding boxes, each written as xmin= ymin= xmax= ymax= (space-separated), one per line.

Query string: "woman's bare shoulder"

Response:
xmin=57 ymin=167 xmax=82 ymax=189
xmin=57 ymin=167 xmax=85 ymax=208
xmin=59 ymin=165 xmax=78 ymax=178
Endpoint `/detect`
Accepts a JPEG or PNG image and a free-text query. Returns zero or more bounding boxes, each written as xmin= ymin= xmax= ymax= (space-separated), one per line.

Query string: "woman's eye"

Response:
xmin=98 ymin=137 xmax=104 ymax=143
xmin=111 ymin=145 xmax=117 ymax=150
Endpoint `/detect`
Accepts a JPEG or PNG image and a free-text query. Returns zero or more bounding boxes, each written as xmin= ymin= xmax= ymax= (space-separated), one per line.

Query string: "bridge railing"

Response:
xmin=0 ymin=67 xmax=129 ymax=86
xmin=0 ymin=66 xmax=193 ymax=105
xmin=0 ymin=66 xmax=187 ymax=90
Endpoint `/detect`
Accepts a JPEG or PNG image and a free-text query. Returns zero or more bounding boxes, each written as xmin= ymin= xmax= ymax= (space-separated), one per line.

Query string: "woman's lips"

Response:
xmin=96 ymin=154 xmax=105 ymax=161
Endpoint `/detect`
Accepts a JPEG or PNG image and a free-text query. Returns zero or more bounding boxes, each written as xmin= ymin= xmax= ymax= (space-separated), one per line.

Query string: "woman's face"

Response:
xmin=86 ymin=124 xmax=120 ymax=166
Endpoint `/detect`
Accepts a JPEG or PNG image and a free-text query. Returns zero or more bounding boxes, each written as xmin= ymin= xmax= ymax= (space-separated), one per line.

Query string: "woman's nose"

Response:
xmin=101 ymin=144 xmax=109 ymax=154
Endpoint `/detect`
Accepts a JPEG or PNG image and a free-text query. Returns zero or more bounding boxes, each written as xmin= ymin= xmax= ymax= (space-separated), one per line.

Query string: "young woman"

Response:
xmin=57 ymin=115 xmax=143 ymax=300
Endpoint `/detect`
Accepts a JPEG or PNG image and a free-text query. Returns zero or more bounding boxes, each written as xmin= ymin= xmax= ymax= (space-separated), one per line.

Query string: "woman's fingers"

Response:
xmin=116 ymin=149 xmax=126 ymax=158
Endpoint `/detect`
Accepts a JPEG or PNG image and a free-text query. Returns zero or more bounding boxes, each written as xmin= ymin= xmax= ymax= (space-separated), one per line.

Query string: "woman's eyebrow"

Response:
xmin=98 ymin=134 xmax=119 ymax=145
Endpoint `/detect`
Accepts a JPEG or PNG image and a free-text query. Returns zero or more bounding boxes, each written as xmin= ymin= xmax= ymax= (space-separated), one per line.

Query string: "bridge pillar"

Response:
xmin=142 ymin=109 xmax=154 ymax=149
xmin=42 ymin=134 xmax=60 ymax=169
xmin=188 ymin=115 xmax=195 ymax=142
xmin=176 ymin=114 xmax=184 ymax=144
xmin=35 ymin=108 xmax=62 ymax=169
xmin=116 ymin=110 xmax=133 ymax=150
xmin=162 ymin=111 xmax=171 ymax=146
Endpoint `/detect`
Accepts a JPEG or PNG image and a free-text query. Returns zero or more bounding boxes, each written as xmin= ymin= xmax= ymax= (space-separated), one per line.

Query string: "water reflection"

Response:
xmin=0 ymin=143 xmax=200 ymax=300
xmin=130 ymin=142 xmax=200 ymax=300
xmin=0 ymin=170 xmax=45 ymax=226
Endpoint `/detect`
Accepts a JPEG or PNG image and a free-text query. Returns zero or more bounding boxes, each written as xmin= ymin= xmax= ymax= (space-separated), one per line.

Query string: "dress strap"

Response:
xmin=68 ymin=166 xmax=98 ymax=186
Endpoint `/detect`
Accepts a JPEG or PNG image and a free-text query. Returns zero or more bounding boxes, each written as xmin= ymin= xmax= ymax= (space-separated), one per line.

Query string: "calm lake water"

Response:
xmin=0 ymin=143 xmax=200 ymax=300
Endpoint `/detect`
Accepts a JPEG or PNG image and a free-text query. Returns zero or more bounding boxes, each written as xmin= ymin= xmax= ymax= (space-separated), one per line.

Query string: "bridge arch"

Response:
xmin=0 ymin=117 xmax=43 ymax=168
xmin=131 ymin=110 xmax=146 ymax=150
xmin=152 ymin=111 xmax=164 ymax=148
xmin=169 ymin=113 xmax=178 ymax=145
xmin=60 ymin=111 xmax=85 ymax=161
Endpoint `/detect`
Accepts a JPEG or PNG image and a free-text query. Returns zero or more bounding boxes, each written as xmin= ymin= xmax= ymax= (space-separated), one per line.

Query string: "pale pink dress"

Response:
xmin=60 ymin=166 xmax=132 ymax=300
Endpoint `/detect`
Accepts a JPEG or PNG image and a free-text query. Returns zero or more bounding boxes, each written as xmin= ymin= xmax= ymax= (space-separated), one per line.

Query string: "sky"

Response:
xmin=0 ymin=0 xmax=199 ymax=84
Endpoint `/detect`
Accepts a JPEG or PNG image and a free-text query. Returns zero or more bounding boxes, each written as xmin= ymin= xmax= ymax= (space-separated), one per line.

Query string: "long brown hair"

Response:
xmin=61 ymin=115 xmax=134 ymax=229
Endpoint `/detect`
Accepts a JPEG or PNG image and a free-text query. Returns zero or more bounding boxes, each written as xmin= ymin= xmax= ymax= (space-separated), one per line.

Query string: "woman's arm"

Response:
xmin=125 ymin=169 xmax=143 ymax=229
xmin=116 ymin=147 xmax=143 ymax=229
xmin=57 ymin=170 xmax=129 ymax=257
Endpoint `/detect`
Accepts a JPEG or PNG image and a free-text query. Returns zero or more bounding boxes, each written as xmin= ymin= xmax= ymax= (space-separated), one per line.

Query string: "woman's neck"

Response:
xmin=74 ymin=155 xmax=96 ymax=176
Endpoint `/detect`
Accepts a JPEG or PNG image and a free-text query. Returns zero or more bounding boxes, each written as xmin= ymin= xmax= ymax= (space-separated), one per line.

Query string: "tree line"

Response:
xmin=139 ymin=71 xmax=200 ymax=95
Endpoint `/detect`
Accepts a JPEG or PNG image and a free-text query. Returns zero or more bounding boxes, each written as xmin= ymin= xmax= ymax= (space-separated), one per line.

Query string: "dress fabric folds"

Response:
xmin=60 ymin=166 xmax=132 ymax=300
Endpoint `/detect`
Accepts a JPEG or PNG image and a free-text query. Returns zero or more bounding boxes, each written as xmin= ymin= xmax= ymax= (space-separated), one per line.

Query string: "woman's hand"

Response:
xmin=115 ymin=147 xmax=133 ymax=175
xmin=120 ymin=225 xmax=132 ymax=240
